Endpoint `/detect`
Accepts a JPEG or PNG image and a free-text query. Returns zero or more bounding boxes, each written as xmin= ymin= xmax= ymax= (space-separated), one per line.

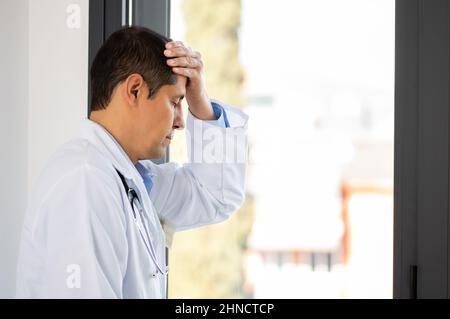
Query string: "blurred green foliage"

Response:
xmin=182 ymin=0 xmax=244 ymax=108
xmin=169 ymin=195 xmax=254 ymax=298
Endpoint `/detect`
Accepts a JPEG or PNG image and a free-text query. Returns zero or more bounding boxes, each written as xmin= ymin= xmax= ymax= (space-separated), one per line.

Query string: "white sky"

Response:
xmin=171 ymin=0 xmax=395 ymax=119
xmin=240 ymin=0 xmax=395 ymax=94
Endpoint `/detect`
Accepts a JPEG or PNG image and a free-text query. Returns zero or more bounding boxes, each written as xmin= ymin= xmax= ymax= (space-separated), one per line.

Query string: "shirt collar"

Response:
xmin=135 ymin=162 xmax=154 ymax=193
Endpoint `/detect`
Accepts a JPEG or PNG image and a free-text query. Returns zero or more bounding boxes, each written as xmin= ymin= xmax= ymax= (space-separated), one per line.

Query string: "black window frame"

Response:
xmin=395 ymin=0 xmax=450 ymax=299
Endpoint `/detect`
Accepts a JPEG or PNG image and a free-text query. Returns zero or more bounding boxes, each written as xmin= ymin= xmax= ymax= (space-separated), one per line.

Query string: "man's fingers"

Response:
xmin=164 ymin=42 xmax=203 ymax=78
xmin=164 ymin=46 xmax=198 ymax=58
xmin=164 ymin=47 xmax=187 ymax=57
xmin=165 ymin=41 xmax=184 ymax=49
xmin=171 ymin=67 xmax=197 ymax=78
xmin=167 ymin=56 xmax=202 ymax=69
xmin=192 ymin=50 xmax=201 ymax=59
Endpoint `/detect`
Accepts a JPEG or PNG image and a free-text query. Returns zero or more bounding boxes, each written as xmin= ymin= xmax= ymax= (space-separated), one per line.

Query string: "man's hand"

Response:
xmin=164 ymin=41 xmax=215 ymax=121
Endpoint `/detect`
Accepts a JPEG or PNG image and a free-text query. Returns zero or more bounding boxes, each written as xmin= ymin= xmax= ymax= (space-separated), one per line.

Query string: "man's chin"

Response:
xmin=144 ymin=146 xmax=166 ymax=160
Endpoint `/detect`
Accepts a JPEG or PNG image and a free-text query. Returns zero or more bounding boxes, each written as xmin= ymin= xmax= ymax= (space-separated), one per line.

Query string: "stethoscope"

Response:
xmin=117 ymin=170 xmax=169 ymax=277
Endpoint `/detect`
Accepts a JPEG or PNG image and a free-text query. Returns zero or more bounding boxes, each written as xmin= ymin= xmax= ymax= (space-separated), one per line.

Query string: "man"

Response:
xmin=16 ymin=26 xmax=248 ymax=298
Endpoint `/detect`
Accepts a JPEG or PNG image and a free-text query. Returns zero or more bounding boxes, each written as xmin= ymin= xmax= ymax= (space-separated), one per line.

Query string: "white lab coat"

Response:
xmin=16 ymin=101 xmax=248 ymax=299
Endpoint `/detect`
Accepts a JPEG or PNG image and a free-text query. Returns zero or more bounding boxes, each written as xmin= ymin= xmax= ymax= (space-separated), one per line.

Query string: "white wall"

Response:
xmin=28 ymin=0 xmax=89 ymax=189
xmin=0 ymin=0 xmax=29 ymax=298
xmin=0 ymin=0 xmax=88 ymax=298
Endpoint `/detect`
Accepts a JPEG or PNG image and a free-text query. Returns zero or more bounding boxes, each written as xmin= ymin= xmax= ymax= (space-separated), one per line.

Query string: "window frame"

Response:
xmin=395 ymin=0 xmax=450 ymax=298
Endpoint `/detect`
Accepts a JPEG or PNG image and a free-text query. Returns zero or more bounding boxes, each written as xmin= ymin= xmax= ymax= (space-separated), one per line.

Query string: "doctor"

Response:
xmin=16 ymin=26 xmax=248 ymax=298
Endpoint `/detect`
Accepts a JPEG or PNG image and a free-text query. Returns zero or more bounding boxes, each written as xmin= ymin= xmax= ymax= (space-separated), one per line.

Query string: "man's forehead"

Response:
xmin=169 ymin=75 xmax=186 ymax=97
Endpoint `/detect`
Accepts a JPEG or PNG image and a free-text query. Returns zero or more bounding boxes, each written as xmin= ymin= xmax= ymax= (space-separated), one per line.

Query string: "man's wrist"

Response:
xmin=188 ymin=94 xmax=215 ymax=120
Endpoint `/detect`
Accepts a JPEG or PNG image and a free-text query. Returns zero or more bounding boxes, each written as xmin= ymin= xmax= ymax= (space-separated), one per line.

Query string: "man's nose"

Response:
xmin=173 ymin=107 xmax=185 ymax=130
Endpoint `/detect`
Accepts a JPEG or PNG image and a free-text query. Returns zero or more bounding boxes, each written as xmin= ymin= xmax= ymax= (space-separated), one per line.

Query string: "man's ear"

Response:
xmin=124 ymin=73 xmax=144 ymax=105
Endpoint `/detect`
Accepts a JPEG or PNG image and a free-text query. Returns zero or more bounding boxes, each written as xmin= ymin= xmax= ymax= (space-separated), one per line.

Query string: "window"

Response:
xmin=169 ymin=0 xmax=394 ymax=299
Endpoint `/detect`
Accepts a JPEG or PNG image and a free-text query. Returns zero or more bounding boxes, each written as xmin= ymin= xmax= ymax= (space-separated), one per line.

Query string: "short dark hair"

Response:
xmin=90 ymin=26 xmax=177 ymax=111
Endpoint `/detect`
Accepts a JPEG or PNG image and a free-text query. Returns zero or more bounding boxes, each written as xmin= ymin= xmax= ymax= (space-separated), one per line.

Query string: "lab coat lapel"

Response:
xmin=77 ymin=119 xmax=161 ymax=239
xmin=77 ymin=119 xmax=139 ymax=179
